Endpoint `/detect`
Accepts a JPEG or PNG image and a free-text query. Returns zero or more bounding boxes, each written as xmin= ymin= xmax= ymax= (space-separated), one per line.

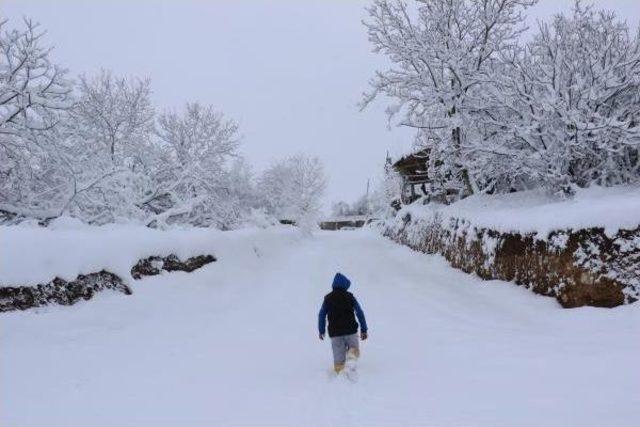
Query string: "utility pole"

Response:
xmin=365 ymin=178 xmax=371 ymax=221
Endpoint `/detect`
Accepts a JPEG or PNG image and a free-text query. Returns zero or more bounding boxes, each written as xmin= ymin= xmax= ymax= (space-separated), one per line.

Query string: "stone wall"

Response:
xmin=383 ymin=211 xmax=639 ymax=308
xmin=1 ymin=253 xmax=216 ymax=313
xmin=131 ymin=254 xmax=216 ymax=279
xmin=0 ymin=271 xmax=131 ymax=312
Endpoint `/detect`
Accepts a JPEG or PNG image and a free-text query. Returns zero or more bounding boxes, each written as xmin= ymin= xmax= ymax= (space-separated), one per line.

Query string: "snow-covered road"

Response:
xmin=2 ymin=229 xmax=639 ymax=427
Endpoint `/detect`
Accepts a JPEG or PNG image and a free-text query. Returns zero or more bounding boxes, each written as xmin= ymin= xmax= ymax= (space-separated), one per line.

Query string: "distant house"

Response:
xmin=319 ymin=216 xmax=368 ymax=231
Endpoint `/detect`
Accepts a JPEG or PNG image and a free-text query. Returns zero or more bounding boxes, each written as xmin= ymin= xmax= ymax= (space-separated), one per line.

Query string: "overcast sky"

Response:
xmin=3 ymin=0 xmax=639 ymax=210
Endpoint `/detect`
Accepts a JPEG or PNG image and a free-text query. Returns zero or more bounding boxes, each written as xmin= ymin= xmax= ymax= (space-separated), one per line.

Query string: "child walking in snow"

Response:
xmin=318 ymin=272 xmax=368 ymax=374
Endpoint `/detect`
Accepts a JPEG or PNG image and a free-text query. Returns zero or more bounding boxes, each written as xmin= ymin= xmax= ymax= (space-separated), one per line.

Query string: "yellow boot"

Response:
xmin=334 ymin=363 xmax=345 ymax=374
xmin=347 ymin=347 xmax=360 ymax=359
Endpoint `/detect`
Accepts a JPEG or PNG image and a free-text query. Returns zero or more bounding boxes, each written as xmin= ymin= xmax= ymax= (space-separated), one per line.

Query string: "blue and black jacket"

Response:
xmin=318 ymin=273 xmax=368 ymax=338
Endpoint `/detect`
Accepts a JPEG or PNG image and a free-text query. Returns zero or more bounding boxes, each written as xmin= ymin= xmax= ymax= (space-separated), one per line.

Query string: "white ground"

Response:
xmin=2 ymin=227 xmax=639 ymax=427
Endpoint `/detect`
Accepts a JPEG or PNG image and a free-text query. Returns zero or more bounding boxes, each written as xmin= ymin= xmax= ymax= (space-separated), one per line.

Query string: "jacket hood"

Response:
xmin=332 ymin=272 xmax=351 ymax=290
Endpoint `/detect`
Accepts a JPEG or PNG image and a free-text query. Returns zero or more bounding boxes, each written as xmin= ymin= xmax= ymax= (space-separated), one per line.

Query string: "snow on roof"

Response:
xmin=320 ymin=215 xmax=369 ymax=222
xmin=386 ymin=134 xmax=421 ymax=162
xmin=402 ymin=185 xmax=640 ymax=237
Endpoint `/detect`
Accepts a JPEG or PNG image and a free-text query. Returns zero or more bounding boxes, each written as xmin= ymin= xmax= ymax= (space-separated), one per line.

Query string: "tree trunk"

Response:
xmin=452 ymin=125 xmax=474 ymax=197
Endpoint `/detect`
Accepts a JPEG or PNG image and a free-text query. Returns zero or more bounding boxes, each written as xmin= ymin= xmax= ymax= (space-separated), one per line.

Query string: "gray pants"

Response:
xmin=330 ymin=333 xmax=359 ymax=365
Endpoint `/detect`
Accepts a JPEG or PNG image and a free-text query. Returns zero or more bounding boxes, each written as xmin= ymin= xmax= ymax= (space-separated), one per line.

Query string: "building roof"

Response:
xmin=392 ymin=149 xmax=430 ymax=183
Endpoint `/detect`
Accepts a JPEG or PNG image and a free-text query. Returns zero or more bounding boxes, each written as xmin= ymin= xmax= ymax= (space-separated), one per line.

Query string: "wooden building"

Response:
xmin=391 ymin=148 xmax=460 ymax=205
xmin=392 ymin=149 xmax=431 ymax=204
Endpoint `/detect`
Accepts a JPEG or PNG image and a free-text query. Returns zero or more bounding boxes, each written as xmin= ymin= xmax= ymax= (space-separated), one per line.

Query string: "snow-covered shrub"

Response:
xmin=240 ymin=208 xmax=280 ymax=229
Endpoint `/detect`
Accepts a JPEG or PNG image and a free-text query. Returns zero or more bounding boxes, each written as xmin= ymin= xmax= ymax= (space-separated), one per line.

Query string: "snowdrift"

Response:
xmin=383 ymin=186 xmax=640 ymax=307
xmin=0 ymin=220 xmax=291 ymax=311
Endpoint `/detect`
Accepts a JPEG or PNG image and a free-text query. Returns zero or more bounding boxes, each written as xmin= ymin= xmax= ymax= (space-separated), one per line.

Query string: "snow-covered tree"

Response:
xmin=152 ymin=102 xmax=241 ymax=228
xmin=73 ymin=70 xmax=154 ymax=165
xmin=332 ymin=193 xmax=376 ymax=217
xmin=0 ymin=18 xmax=73 ymax=220
xmin=258 ymin=155 xmax=327 ymax=230
xmin=331 ymin=201 xmax=351 ymax=217
xmin=225 ymin=158 xmax=258 ymax=212
xmin=0 ymin=17 xmax=260 ymax=228
xmin=57 ymin=71 xmax=157 ymax=223
xmin=381 ymin=153 xmax=402 ymax=209
xmin=362 ymin=0 xmax=537 ymax=197
xmin=0 ymin=18 xmax=71 ymax=135
xmin=488 ymin=1 xmax=640 ymax=194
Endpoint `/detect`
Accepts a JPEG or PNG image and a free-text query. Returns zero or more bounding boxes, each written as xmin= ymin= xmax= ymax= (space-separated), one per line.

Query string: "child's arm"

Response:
xmin=318 ymin=300 xmax=328 ymax=339
xmin=353 ymin=297 xmax=368 ymax=333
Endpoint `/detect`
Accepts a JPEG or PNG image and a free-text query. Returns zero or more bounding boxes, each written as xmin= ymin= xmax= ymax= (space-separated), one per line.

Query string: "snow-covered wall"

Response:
xmin=382 ymin=187 xmax=640 ymax=308
xmin=0 ymin=219 xmax=298 ymax=311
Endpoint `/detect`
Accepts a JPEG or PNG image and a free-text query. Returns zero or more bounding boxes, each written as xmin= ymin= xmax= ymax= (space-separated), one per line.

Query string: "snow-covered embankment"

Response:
xmin=383 ymin=186 xmax=640 ymax=307
xmin=0 ymin=220 xmax=242 ymax=311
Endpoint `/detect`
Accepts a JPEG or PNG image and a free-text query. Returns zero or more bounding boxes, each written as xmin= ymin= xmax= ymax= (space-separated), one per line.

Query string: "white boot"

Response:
xmin=344 ymin=348 xmax=359 ymax=382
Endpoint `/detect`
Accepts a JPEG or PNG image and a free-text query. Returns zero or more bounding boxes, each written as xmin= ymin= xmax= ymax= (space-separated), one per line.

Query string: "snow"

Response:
xmin=0 ymin=222 xmax=289 ymax=285
xmin=1 ymin=226 xmax=640 ymax=427
xmin=402 ymin=185 xmax=640 ymax=237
